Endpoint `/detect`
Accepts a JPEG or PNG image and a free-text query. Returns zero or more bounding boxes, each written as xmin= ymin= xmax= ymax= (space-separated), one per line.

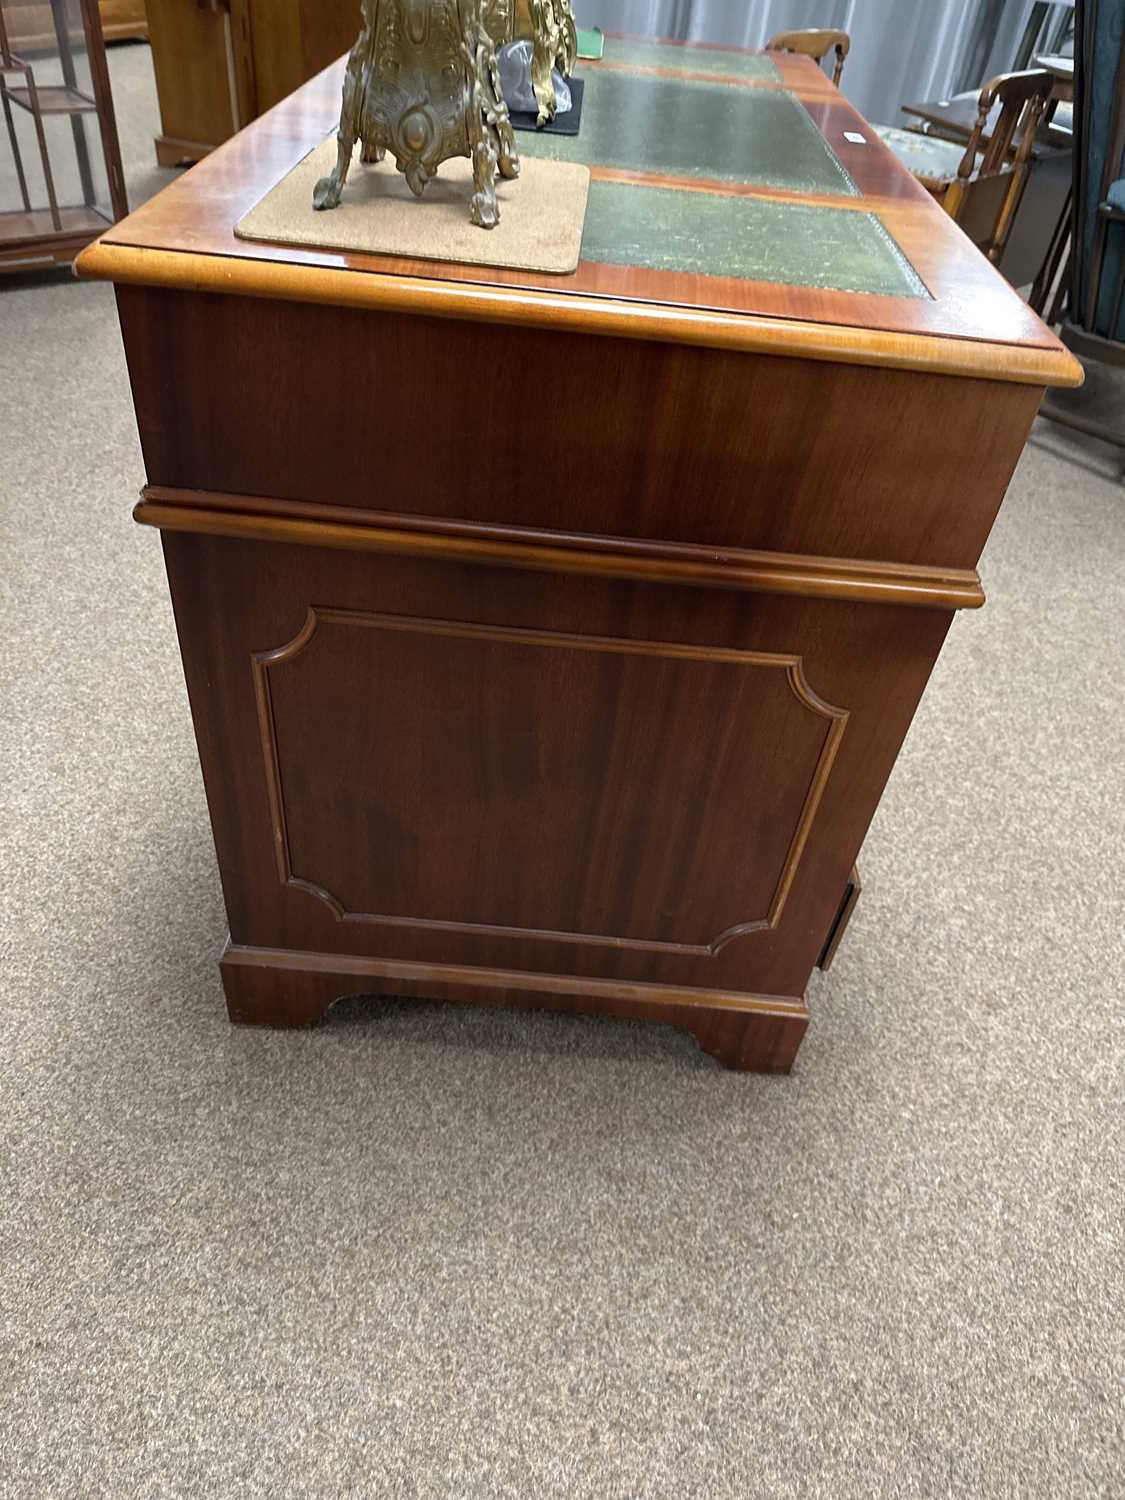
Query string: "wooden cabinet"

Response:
xmin=144 ymin=0 xmax=357 ymax=166
xmin=98 ymin=0 xmax=144 ymax=39
xmin=77 ymin=44 xmax=1080 ymax=1072
xmin=6 ymin=0 xmax=56 ymax=46
xmin=3 ymin=0 xmax=144 ymax=46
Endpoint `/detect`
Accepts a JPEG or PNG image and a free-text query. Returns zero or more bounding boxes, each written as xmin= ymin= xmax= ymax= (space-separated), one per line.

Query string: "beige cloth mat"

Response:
xmin=235 ymin=136 xmax=590 ymax=274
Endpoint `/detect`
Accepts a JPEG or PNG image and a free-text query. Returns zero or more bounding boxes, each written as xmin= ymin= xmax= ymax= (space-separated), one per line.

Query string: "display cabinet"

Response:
xmin=0 ymin=0 xmax=126 ymax=270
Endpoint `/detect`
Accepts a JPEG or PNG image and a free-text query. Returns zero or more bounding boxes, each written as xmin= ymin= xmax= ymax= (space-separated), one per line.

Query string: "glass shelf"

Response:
xmin=0 ymin=200 xmax=108 ymax=243
xmin=6 ymin=84 xmax=99 ymax=115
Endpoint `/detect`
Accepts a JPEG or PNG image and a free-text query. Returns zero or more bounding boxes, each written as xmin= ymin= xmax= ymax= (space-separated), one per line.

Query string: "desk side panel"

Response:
xmin=116 ymin=286 xmax=1042 ymax=571
xmin=159 ymin=531 xmax=952 ymax=1000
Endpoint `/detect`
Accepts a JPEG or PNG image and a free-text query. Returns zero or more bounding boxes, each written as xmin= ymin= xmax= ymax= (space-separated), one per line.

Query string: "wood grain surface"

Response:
xmin=116 ymin=284 xmax=1044 ymax=569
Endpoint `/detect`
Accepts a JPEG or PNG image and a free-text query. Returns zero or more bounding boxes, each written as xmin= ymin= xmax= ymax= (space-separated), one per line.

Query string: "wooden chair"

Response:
xmin=875 ymin=69 xmax=1055 ymax=263
xmin=766 ymin=28 xmax=850 ymax=87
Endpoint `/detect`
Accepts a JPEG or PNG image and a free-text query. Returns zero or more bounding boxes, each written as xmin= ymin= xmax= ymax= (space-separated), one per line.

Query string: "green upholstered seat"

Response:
xmin=873 ymin=124 xmax=965 ymax=185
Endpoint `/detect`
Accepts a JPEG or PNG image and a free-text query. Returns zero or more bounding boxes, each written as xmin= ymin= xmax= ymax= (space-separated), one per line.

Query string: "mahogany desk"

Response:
xmin=78 ymin=39 xmax=1080 ymax=1072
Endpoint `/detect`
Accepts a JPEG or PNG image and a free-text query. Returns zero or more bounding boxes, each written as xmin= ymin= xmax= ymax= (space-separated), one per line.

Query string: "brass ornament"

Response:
xmin=484 ymin=0 xmax=577 ymax=124
xmin=313 ymin=0 xmax=520 ymax=228
xmin=527 ymin=0 xmax=578 ymax=126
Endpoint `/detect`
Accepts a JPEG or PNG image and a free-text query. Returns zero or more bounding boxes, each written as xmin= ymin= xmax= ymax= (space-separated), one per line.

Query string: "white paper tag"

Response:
xmin=843 ymin=131 xmax=867 ymax=144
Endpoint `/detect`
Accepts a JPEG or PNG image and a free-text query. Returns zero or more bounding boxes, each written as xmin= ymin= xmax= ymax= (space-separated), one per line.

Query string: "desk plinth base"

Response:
xmin=220 ymin=943 xmax=809 ymax=1073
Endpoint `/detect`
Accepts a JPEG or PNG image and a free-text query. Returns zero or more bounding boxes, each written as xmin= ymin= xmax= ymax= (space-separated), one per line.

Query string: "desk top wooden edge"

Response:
xmin=77 ymin=46 xmax=1083 ymax=389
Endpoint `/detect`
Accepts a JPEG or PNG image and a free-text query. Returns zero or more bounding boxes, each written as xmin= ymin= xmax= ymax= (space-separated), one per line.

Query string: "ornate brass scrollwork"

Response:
xmin=484 ymin=0 xmax=578 ymax=124
xmin=313 ymin=0 xmax=520 ymax=228
xmin=527 ymin=0 xmax=577 ymax=126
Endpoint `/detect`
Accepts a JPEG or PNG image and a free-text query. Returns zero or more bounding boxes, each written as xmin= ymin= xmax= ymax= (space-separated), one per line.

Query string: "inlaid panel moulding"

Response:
xmin=251 ymin=608 xmax=850 ymax=955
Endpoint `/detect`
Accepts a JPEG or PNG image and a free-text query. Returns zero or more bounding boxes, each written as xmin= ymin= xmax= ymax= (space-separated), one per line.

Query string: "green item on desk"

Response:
xmin=581 ymin=180 xmax=928 ymax=298
xmin=521 ymin=70 xmax=858 ymax=196
xmin=576 ymin=26 xmax=603 ymax=59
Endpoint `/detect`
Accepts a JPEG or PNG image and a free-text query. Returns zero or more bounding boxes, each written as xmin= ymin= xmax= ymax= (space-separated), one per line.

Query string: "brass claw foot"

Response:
xmin=312 ymin=173 xmax=345 ymax=210
xmin=470 ymin=187 xmax=500 ymax=228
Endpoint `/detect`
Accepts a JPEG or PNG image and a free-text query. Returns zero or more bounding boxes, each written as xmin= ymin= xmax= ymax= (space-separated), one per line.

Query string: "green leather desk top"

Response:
xmin=590 ymin=37 xmax=782 ymax=81
xmin=517 ymin=38 xmax=922 ymax=299
xmin=523 ymin=69 xmax=860 ymax=198
xmin=580 ymin=182 xmax=927 ymax=298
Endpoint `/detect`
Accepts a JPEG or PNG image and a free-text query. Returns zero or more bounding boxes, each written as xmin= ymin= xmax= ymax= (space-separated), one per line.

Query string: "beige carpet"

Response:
xmin=1 ymin=42 xmax=1123 ymax=1500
